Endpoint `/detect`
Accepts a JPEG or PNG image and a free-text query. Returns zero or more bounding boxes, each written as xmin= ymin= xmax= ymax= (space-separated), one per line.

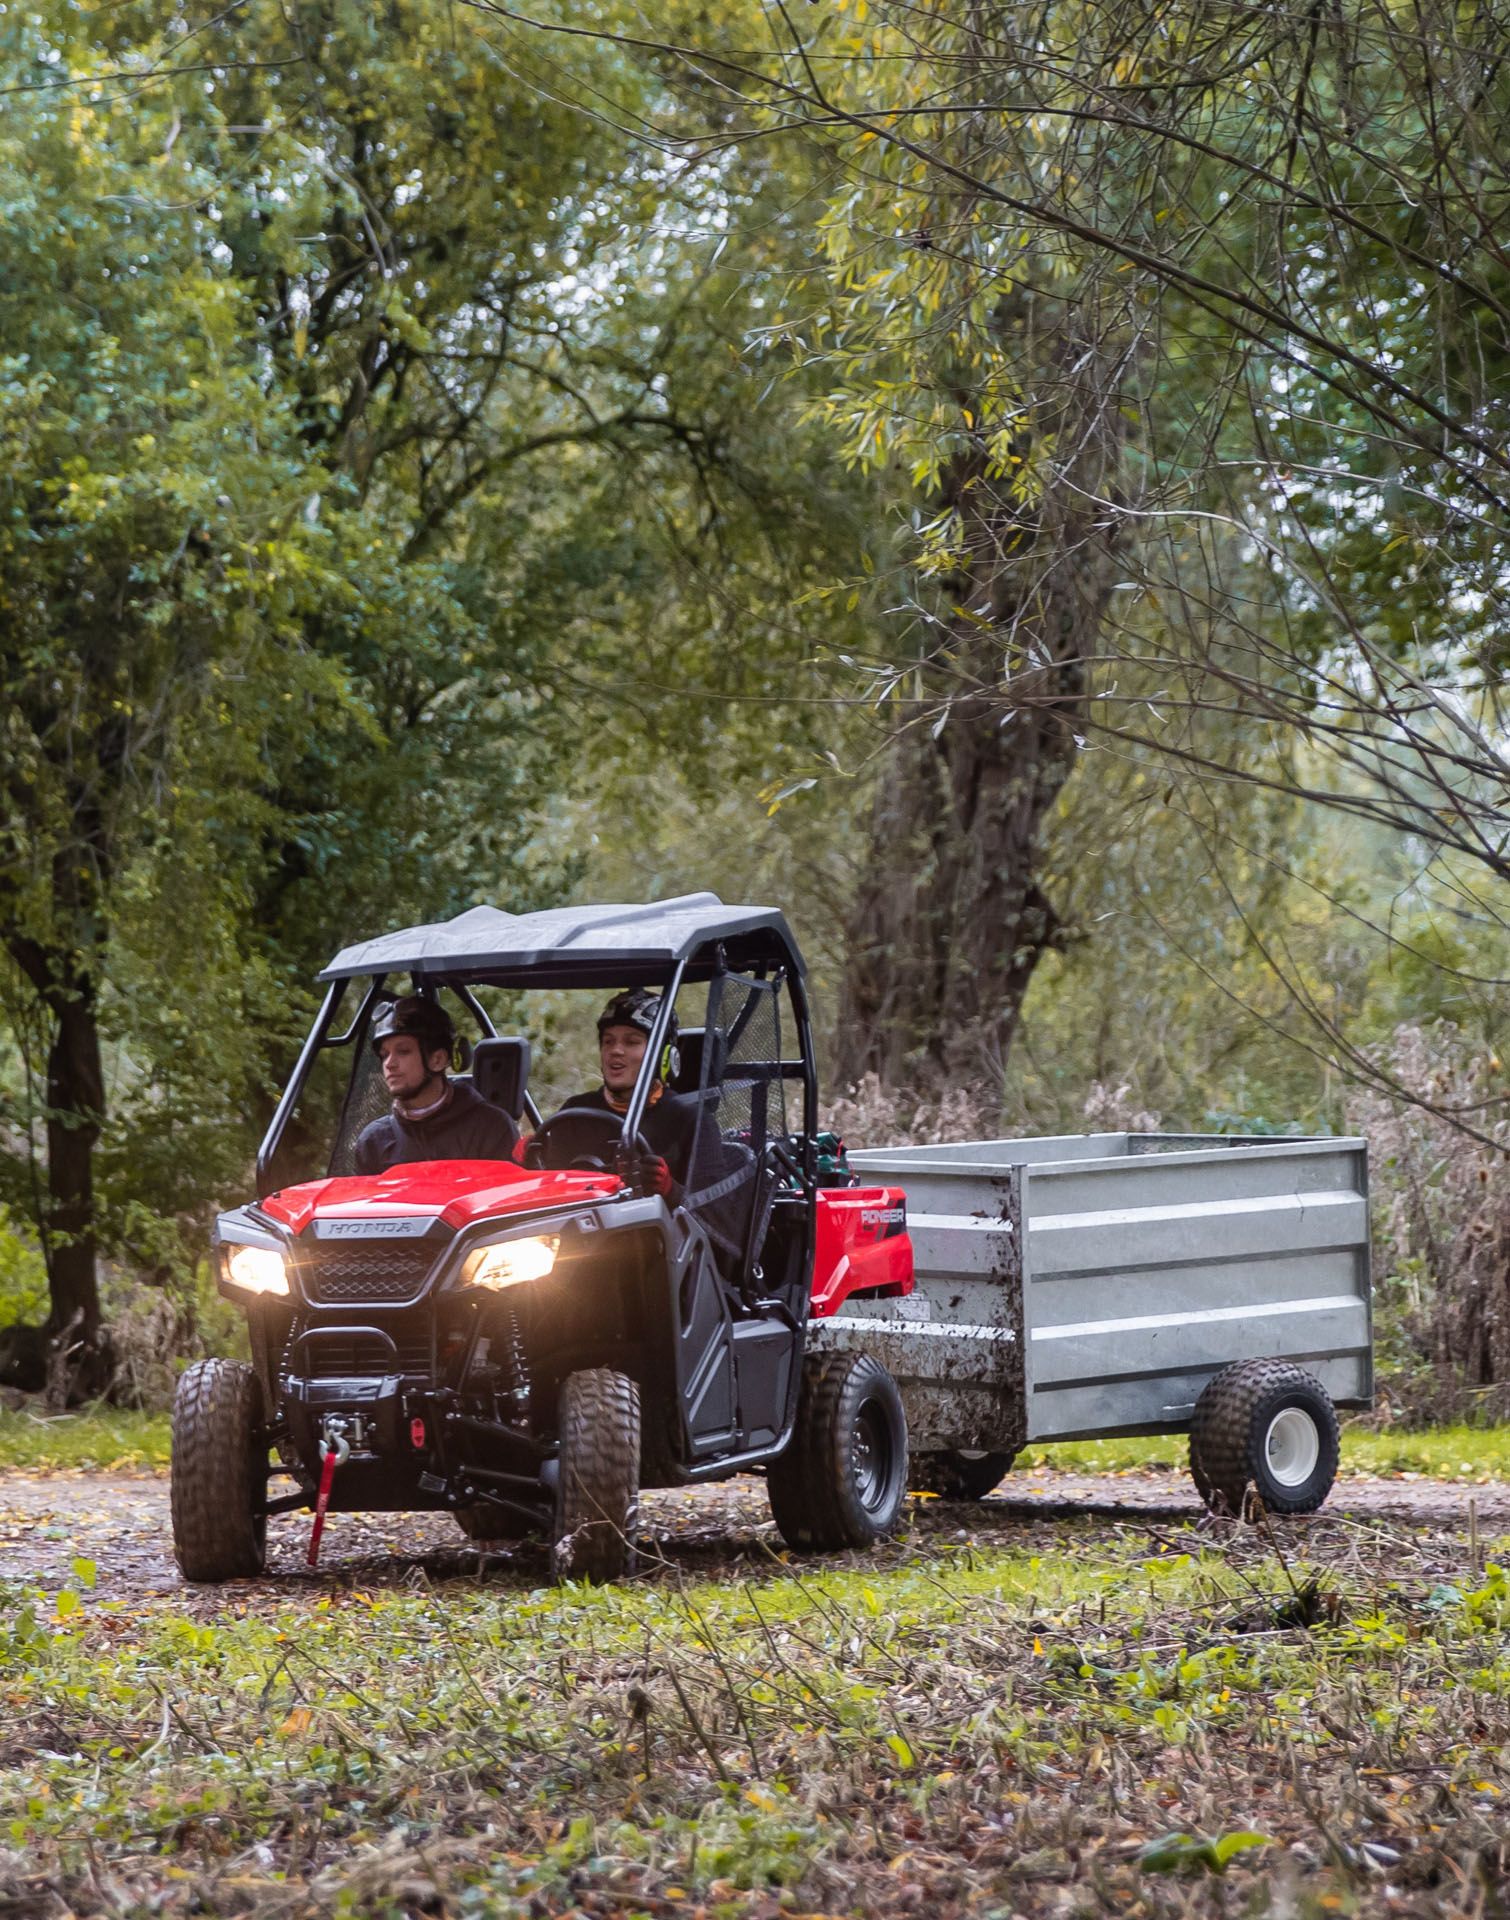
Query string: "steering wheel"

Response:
xmin=525 ymin=1107 xmax=653 ymax=1176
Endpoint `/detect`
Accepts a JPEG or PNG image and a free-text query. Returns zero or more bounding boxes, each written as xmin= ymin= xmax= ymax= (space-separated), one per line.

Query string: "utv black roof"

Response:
xmin=319 ymin=893 xmax=805 ymax=991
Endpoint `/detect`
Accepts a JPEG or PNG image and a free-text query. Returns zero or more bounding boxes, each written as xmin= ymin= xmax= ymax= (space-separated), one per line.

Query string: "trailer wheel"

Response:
xmin=171 ymin=1359 xmax=269 ymax=1582
xmin=552 ymin=1368 xmax=641 ymax=1582
xmin=768 ymin=1353 xmax=909 ymax=1551
xmin=910 ymin=1449 xmax=1017 ymax=1501
xmin=1189 ymin=1359 xmax=1340 ymax=1517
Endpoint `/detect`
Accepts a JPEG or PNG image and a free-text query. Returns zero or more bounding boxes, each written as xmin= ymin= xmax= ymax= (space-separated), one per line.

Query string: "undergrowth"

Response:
xmin=2 ymin=1528 xmax=1508 ymax=1916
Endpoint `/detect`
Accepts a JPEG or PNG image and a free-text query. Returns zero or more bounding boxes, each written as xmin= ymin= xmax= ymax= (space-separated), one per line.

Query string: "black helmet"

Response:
xmin=596 ymin=988 xmax=678 ymax=1045
xmin=370 ymin=994 xmax=454 ymax=1060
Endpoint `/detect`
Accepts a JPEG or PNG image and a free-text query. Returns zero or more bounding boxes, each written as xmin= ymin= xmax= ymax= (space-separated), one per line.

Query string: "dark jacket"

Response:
xmin=355 ymin=1079 xmax=520 ymax=1176
xmin=548 ymin=1086 xmax=702 ymax=1202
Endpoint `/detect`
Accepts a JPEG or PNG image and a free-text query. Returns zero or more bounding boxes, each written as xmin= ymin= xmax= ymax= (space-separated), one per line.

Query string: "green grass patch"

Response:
xmin=4 ymin=1408 xmax=1510 ymax=1482
xmin=1029 ymin=1423 xmax=1510 ymax=1480
xmin=0 ymin=1408 xmax=170 ymax=1472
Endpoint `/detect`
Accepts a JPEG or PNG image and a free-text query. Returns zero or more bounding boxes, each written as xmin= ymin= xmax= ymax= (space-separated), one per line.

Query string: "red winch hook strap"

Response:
xmin=306 ymin=1433 xmax=350 ymax=1568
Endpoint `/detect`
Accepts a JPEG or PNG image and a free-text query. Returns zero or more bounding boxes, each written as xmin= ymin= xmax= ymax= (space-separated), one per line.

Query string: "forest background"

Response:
xmin=0 ymin=0 xmax=1505 ymax=1417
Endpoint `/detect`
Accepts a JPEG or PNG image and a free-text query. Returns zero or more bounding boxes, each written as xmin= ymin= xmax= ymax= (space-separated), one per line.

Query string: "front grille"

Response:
xmin=300 ymin=1241 xmax=439 ymax=1305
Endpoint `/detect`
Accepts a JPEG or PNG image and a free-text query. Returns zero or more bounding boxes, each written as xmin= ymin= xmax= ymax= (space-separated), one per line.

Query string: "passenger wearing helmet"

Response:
xmin=354 ymin=995 xmax=520 ymax=1175
xmin=538 ymin=989 xmax=700 ymax=1201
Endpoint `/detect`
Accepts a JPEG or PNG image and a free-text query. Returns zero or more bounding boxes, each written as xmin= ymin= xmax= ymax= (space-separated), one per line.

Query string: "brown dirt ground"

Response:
xmin=3 ymin=1465 xmax=1507 ymax=1602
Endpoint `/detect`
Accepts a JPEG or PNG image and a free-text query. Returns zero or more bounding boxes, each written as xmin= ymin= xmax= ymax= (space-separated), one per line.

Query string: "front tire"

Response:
xmin=171 ymin=1359 xmax=268 ymax=1582
xmin=552 ymin=1368 xmax=641 ymax=1582
xmin=911 ymin=1448 xmax=1016 ymax=1501
xmin=768 ymin=1353 xmax=909 ymax=1551
xmin=1189 ymin=1359 xmax=1340 ymax=1517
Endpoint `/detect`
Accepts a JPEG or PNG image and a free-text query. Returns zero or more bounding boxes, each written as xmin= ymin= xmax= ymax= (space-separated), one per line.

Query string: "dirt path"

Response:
xmin=4 ymin=1466 xmax=1507 ymax=1604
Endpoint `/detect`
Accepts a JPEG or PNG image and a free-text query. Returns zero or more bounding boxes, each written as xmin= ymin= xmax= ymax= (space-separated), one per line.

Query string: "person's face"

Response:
xmin=379 ymin=1033 xmax=449 ymax=1101
xmin=599 ymin=1022 xmax=649 ymax=1097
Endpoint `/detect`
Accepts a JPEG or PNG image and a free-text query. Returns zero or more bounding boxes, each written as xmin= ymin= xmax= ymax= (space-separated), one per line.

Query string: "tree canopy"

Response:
xmin=0 ymin=0 xmax=1504 ymax=1377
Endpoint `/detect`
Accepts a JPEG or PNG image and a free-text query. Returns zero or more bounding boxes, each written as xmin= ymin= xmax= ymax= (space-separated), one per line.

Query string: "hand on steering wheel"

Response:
xmin=524 ymin=1107 xmax=653 ymax=1179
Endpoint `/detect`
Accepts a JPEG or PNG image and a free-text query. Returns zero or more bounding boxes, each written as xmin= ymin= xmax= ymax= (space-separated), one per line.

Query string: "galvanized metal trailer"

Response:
xmin=810 ymin=1132 xmax=1372 ymax=1513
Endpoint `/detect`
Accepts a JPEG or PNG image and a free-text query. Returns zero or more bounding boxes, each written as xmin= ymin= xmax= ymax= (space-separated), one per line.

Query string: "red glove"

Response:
xmin=640 ymin=1153 xmax=673 ymax=1198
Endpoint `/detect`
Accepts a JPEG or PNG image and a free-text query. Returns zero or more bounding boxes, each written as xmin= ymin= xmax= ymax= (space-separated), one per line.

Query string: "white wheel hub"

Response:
xmin=1264 ymin=1407 xmax=1320 ymax=1488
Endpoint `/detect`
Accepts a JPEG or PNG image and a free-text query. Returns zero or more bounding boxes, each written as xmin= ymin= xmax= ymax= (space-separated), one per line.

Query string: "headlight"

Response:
xmin=460 ymin=1234 xmax=559 ymax=1292
xmin=222 ymin=1245 xmax=290 ymax=1296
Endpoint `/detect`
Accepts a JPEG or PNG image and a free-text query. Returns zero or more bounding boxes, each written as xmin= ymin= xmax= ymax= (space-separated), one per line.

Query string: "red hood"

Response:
xmin=258 ymin=1160 xmax=622 ymax=1234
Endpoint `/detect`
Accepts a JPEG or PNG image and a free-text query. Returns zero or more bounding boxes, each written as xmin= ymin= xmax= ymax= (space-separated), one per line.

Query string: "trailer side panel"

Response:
xmin=831 ymin=1133 xmax=1372 ymax=1454
xmin=1022 ymin=1140 xmax=1372 ymax=1441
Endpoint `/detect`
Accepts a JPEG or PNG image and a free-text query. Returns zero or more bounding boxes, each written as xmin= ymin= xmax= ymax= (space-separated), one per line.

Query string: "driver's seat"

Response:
xmin=470 ymin=1036 xmax=531 ymax=1120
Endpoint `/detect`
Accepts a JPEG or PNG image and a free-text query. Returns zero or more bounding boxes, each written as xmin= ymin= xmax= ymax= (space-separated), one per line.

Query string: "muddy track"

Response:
xmin=4 ymin=1466 xmax=1507 ymax=1606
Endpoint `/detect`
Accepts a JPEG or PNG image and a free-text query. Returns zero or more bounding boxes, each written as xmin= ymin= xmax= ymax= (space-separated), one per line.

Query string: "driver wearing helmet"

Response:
xmin=354 ymin=995 xmax=520 ymax=1174
xmin=538 ymin=989 xmax=700 ymax=1202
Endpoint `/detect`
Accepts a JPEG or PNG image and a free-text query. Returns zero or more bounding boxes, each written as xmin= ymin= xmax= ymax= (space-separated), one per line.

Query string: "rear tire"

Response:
xmin=171 ymin=1359 xmax=268 ymax=1582
xmin=552 ymin=1368 xmax=640 ymax=1582
xmin=1189 ymin=1359 xmax=1340 ymax=1517
xmin=768 ymin=1353 xmax=908 ymax=1551
xmin=911 ymin=1448 xmax=1016 ymax=1501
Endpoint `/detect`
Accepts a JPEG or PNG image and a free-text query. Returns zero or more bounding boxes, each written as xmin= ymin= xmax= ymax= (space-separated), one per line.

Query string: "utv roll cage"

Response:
xmin=256 ymin=891 xmax=818 ymax=1203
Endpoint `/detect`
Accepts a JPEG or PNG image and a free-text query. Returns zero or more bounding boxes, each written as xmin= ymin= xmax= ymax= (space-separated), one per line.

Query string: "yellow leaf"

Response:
xmin=280 ymin=1707 xmax=313 ymax=1735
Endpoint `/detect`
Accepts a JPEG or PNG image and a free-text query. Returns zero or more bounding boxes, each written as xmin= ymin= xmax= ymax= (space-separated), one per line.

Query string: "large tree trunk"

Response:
xmin=0 ymin=827 xmax=112 ymax=1396
xmin=838 ymin=293 xmax=1124 ymax=1093
xmin=41 ymin=966 xmax=105 ymax=1339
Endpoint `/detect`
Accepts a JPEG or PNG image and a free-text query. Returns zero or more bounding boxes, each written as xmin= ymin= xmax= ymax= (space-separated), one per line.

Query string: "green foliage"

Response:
xmin=0 ymin=0 xmax=878 ymax=1326
xmin=0 ymin=1215 xmax=48 ymax=1330
xmin=1138 ymin=1829 xmax=1271 ymax=1876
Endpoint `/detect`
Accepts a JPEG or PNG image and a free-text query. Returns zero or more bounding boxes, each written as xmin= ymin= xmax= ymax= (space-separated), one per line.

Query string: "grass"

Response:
xmin=3 ymin=1520 xmax=1509 ymax=1916
xmin=1030 ymin=1423 xmax=1510 ymax=1481
xmin=0 ymin=1406 xmax=171 ymax=1471
xmin=6 ymin=1406 xmax=1510 ymax=1481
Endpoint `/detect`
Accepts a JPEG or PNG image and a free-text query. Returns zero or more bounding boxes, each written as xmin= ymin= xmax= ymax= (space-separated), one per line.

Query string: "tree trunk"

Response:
xmin=838 ymin=293 xmax=1124 ymax=1094
xmin=42 ymin=968 xmax=105 ymax=1339
xmin=2 ymin=831 xmax=111 ymax=1354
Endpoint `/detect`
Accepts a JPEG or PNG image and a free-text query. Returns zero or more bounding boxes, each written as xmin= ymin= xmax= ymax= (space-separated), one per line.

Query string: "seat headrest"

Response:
xmin=671 ymin=1026 xmax=728 ymax=1094
xmin=470 ymin=1035 xmax=531 ymax=1119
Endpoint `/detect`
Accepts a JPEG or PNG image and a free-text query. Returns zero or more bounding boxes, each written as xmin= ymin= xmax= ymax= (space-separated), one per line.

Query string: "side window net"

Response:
xmin=329 ymin=1033 xmax=390 ymax=1176
xmin=682 ymin=972 xmax=787 ymax=1266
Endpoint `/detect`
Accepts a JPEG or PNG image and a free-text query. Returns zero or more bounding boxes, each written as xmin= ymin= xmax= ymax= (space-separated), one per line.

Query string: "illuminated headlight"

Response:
xmin=222 ymin=1245 xmax=290 ymax=1296
xmin=459 ymin=1235 xmax=559 ymax=1292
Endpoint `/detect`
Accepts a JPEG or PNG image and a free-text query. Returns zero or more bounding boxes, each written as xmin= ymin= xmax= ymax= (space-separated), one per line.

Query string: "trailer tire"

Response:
xmin=171 ymin=1359 xmax=268 ymax=1582
xmin=552 ymin=1368 xmax=640 ymax=1582
xmin=768 ymin=1353 xmax=908 ymax=1551
xmin=1189 ymin=1359 xmax=1339 ymax=1517
xmin=910 ymin=1449 xmax=1017 ymax=1501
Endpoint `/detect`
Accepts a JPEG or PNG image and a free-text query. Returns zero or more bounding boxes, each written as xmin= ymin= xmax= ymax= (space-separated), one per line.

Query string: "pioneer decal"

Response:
xmin=861 ymin=1206 xmax=905 ymax=1231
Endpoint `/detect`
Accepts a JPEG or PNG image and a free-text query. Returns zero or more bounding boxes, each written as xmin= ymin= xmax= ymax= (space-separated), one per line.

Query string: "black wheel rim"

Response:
xmin=852 ymin=1399 xmax=893 ymax=1513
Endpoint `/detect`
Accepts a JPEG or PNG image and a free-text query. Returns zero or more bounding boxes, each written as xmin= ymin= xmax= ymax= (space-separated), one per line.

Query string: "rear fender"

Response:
xmin=810 ymin=1187 xmax=913 ymax=1316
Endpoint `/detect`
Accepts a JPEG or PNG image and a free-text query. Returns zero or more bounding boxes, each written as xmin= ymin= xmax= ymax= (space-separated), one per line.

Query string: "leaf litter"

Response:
xmin=1 ymin=1464 xmax=1508 ymax=1917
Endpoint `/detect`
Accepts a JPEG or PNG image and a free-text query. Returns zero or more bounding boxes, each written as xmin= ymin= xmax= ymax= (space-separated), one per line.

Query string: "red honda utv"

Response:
xmin=174 ymin=895 xmax=914 ymax=1582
